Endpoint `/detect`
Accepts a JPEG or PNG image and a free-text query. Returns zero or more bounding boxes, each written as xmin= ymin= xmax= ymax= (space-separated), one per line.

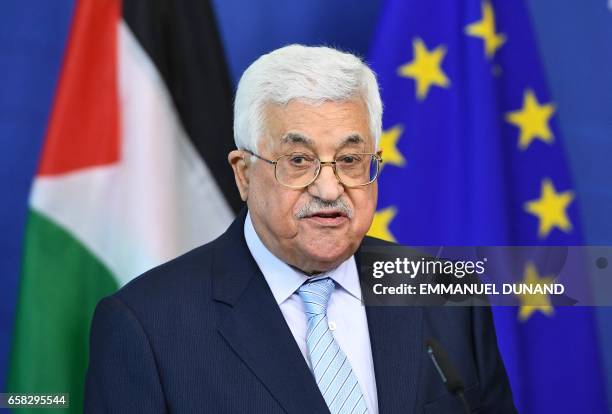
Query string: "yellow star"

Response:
xmin=524 ymin=178 xmax=575 ymax=238
xmin=505 ymin=89 xmax=556 ymax=150
xmin=516 ymin=262 xmax=555 ymax=321
xmin=398 ymin=38 xmax=450 ymax=100
xmin=379 ymin=125 xmax=406 ymax=170
xmin=465 ymin=2 xmax=506 ymax=58
xmin=368 ymin=206 xmax=397 ymax=242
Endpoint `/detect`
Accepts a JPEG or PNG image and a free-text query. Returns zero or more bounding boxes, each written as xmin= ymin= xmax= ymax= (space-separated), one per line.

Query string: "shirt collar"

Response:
xmin=244 ymin=212 xmax=362 ymax=304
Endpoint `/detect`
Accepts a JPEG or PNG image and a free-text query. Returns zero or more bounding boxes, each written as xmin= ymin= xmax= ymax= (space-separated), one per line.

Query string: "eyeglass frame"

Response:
xmin=242 ymin=149 xmax=383 ymax=189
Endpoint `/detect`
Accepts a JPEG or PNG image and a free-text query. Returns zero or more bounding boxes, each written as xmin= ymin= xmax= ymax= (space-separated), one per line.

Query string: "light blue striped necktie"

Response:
xmin=298 ymin=277 xmax=368 ymax=414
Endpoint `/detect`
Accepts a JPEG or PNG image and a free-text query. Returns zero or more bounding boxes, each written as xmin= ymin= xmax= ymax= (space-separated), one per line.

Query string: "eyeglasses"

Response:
xmin=244 ymin=150 xmax=382 ymax=189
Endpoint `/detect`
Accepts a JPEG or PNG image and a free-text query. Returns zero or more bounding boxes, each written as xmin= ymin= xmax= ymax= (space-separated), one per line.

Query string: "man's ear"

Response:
xmin=228 ymin=150 xmax=250 ymax=201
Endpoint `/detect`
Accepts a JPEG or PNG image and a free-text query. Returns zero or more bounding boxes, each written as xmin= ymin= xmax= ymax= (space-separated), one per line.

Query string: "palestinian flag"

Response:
xmin=8 ymin=0 xmax=240 ymax=411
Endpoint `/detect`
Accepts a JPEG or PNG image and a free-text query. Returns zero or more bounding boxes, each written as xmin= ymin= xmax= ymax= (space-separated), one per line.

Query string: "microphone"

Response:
xmin=425 ymin=338 xmax=471 ymax=414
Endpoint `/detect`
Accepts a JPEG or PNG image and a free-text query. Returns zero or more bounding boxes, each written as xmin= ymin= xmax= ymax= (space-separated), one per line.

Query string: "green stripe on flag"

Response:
xmin=8 ymin=209 xmax=118 ymax=413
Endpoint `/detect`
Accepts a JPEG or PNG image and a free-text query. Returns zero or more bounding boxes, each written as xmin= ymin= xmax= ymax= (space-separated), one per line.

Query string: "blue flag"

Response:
xmin=368 ymin=0 xmax=608 ymax=412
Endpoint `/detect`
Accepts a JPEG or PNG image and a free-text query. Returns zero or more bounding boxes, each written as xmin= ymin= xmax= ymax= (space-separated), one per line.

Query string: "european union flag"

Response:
xmin=368 ymin=0 xmax=608 ymax=412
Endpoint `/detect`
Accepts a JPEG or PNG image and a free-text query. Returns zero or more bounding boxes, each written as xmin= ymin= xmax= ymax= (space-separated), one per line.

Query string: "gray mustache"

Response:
xmin=295 ymin=198 xmax=354 ymax=219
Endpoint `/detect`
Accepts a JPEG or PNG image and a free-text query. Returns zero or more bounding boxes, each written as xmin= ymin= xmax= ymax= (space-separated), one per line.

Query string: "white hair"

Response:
xmin=233 ymin=44 xmax=383 ymax=152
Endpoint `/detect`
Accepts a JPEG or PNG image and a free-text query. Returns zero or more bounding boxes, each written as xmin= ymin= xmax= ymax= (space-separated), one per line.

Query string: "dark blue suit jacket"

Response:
xmin=85 ymin=209 xmax=517 ymax=413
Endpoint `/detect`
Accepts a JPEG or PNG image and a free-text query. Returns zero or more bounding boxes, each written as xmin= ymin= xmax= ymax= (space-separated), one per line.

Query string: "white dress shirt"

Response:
xmin=244 ymin=212 xmax=379 ymax=414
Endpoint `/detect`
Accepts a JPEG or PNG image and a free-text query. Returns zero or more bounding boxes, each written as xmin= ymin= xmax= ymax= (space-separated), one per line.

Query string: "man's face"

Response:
xmin=229 ymin=99 xmax=378 ymax=273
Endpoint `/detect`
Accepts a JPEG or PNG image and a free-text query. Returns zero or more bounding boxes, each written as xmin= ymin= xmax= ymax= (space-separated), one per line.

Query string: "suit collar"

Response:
xmin=210 ymin=207 xmax=257 ymax=306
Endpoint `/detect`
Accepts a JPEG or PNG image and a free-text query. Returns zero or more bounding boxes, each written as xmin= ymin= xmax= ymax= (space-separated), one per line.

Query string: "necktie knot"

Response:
xmin=298 ymin=277 xmax=335 ymax=319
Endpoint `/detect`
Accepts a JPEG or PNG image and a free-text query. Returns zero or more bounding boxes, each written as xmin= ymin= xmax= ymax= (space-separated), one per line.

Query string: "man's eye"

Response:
xmin=289 ymin=155 xmax=313 ymax=165
xmin=337 ymin=155 xmax=361 ymax=164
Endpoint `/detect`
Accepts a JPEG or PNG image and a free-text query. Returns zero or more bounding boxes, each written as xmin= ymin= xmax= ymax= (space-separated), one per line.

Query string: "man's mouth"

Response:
xmin=303 ymin=210 xmax=349 ymax=226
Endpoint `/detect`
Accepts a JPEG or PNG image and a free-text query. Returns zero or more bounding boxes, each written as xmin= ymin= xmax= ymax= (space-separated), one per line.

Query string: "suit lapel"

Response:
xmin=213 ymin=209 xmax=329 ymax=413
xmin=364 ymin=306 xmax=423 ymax=413
xmin=358 ymin=238 xmax=425 ymax=413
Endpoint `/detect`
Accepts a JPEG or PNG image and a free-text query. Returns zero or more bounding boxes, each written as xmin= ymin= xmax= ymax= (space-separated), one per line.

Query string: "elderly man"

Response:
xmin=85 ymin=45 xmax=516 ymax=413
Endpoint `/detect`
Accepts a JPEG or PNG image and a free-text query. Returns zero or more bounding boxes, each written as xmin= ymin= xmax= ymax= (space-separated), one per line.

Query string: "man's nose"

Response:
xmin=307 ymin=163 xmax=344 ymax=201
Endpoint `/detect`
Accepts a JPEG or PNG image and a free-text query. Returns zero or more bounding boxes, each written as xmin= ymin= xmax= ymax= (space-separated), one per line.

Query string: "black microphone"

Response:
xmin=425 ymin=338 xmax=471 ymax=414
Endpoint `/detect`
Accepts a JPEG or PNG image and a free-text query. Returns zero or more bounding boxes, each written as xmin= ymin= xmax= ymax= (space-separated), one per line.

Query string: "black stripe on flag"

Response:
xmin=123 ymin=0 xmax=242 ymax=213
